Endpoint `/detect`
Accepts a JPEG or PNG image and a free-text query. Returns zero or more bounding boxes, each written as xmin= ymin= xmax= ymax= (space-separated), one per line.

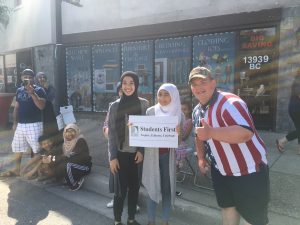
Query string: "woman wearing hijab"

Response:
xmin=52 ymin=123 xmax=92 ymax=191
xmin=108 ymin=71 xmax=149 ymax=225
xmin=142 ymin=83 xmax=182 ymax=225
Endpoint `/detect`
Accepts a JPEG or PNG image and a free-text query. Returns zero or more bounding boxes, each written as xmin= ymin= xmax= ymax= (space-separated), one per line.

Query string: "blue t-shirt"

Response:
xmin=16 ymin=85 xmax=46 ymax=123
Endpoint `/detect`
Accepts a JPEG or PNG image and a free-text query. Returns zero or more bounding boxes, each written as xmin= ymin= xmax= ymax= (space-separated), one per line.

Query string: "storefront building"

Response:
xmin=1 ymin=0 xmax=300 ymax=131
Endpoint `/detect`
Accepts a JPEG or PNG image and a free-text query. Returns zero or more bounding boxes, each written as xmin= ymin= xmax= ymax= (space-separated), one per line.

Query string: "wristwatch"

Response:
xmin=52 ymin=155 xmax=56 ymax=162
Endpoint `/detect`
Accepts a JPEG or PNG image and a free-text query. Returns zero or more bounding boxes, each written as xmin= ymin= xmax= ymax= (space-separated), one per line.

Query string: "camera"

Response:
xmin=23 ymin=79 xmax=33 ymax=87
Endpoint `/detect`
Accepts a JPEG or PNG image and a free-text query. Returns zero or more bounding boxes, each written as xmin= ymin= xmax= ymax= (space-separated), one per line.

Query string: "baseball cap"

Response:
xmin=21 ymin=69 xmax=35 ymax=77
xmin=188 ymin=66 xmax=213 ymax=83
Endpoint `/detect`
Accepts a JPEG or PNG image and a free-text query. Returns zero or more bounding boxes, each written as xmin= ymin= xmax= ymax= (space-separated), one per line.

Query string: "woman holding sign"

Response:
xmin=108 ymin=71 xmax=149 ymax=225
xmin=142 ymin=83 xmax=182 ymax=225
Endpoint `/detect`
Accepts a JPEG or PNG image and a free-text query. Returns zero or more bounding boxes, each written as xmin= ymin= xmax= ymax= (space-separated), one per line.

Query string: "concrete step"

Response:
xmin=3 ymin=157 xmax=300 ymax=225
xmin=83 ymin=165 xmax=221 ymax=225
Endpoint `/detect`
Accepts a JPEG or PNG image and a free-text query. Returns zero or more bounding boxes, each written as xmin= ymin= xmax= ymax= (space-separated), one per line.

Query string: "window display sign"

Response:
xmin=92 ymin=44 xmax=121 ymax=112
xmin=155 ymin=37 xmax=192 ymax=99
xmin=238 ymin=27 xmax=278 ymax=130
xmin=239 ymin=27 xmax=276 ymax=73
xmin=122 ymin=41 xmax=154 ymax=103
xmin=193 ymin=32 xmax=236 ymax=92
xmin=66 ymin=46 xmax=92 ymax=111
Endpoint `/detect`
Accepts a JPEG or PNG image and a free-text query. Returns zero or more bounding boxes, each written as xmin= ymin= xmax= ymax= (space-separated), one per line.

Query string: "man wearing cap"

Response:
xmin=36 ymin=71 xmax=59 ymax=136
xmin=0 ymin=69 xmax=46 ymax=177
xmin=189 ymin=66 xmax=269 ymax=225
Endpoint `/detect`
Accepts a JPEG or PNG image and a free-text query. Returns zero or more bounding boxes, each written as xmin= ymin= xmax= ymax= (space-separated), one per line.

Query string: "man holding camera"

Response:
xmin=0 ymin=69 xmax=46 ymax=177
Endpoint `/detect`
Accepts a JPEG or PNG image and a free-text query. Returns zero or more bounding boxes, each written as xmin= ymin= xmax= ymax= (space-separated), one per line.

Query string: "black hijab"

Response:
xmin=116 ymin=71 xmax=141 ymax=149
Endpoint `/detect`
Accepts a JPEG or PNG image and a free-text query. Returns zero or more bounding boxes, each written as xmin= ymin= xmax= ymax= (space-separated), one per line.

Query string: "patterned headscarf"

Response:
xmin=63 ymin=123 xmax=83 ymax=157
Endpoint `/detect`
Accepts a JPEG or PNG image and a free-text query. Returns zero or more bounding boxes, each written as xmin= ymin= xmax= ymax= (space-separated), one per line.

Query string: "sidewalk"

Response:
xmin=1 ymin=114 xmax=300 ymax=224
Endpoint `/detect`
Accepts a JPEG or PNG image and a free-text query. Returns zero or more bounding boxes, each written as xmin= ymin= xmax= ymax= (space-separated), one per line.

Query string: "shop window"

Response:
xmin=237 ymin=27 xmax=278 ymax=130
xmin=122 ymin=40 xmax=154 ymax=104
xmin=4 ymin=54 xmax=17 ymax=93
xmin=92 ymin=44 xmax=121 ymax=112
xmin=193 ymin=32 xmax=236 ymax=93
xmin=66 ymin=46 xmax=92 ymax=111
xmin=155 ymin=37 xmax=192 ymax=101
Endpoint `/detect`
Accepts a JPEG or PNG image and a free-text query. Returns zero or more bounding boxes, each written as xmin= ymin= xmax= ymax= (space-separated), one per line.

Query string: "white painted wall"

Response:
xmin=0 ymin=0 xmax=56 ymax=53
xmin=62 ymin=0 xmax=300 ymax=35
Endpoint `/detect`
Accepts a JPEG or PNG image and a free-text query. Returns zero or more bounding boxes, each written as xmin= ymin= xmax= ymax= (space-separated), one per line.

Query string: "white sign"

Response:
xmin=129 ymin=115 xmax=178 ymax=148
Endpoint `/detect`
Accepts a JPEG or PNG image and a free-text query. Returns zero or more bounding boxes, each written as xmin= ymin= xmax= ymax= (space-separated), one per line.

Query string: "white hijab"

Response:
xmin=154 ymin=83 xmax=181 ymax=124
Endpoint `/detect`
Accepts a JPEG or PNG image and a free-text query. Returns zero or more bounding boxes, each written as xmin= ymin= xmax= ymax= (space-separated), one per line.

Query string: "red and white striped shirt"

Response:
xmin=193 ymin=91 xmax=268 ymax=176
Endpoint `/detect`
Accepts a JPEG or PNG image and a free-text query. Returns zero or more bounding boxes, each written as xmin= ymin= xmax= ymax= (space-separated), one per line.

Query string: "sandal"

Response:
xmin=0 ymin=170 xmax=19 ymax=177
xmin=276 ymin=139 xmax=285 ymax=153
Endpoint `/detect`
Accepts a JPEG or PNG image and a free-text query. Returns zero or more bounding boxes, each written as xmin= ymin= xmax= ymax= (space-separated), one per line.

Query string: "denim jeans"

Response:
xmin=147 ymin=152 xmax=171 ymax=223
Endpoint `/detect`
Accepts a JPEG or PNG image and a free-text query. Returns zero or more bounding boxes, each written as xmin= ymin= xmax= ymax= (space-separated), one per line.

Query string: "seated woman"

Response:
xmin=52 ymin=123 xmax=92 ymax=191
xmin=20 ymin=134 xmax=62 ymax=181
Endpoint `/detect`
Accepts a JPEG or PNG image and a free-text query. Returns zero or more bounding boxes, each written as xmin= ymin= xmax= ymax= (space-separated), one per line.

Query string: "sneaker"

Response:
xmin=70 ymin=177 xmax=85 ymax=191
xmin=176 ymin=191 xmax=182 ymax=197
xmin=114 ymin=222 xmax=123 ymax=225
xmin=127 ymin=220 xmax=141 ymax=225
xmin=107 ymin=199 xmax=114 ymax=208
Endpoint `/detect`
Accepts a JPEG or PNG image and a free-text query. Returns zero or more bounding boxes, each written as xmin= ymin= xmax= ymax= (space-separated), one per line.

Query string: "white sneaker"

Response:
xmin=107 ymin=199 xmax=114 ymax=208
xmin=106 ymin=199 xmax=140 ymax=212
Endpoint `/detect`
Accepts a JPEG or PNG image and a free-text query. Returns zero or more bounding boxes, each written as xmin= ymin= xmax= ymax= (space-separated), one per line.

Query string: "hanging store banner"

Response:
xmin=92 ymin=44 xmax=121 ymax=112
xmin=193 ymin=32 xmax=236 ymax=92
xmin=129 ymin=115 xmax=178 ymax=148
xmin=66 ymin=46 xmax=92 ymax=111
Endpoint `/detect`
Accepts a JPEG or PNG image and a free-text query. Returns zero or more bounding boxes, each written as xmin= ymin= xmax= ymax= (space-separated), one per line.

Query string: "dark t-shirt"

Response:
xmin=289 ymin=95 xmax=300 ymax=114
xmin=16 ymin=85 xmax=46 ymax=123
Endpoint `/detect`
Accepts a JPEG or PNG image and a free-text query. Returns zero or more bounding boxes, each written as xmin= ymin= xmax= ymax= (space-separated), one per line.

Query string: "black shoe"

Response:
xmin=127 ymin=220 xmax=141 ymax=225
xmin=69 ymin=177 xmax=85 ymax=191
xmin=176 ymin=191 xmax=182 ymax=196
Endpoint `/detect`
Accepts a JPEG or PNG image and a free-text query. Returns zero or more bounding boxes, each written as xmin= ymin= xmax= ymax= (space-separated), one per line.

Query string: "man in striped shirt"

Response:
xmin=190 ymin=66 xmax=269 ymax=225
